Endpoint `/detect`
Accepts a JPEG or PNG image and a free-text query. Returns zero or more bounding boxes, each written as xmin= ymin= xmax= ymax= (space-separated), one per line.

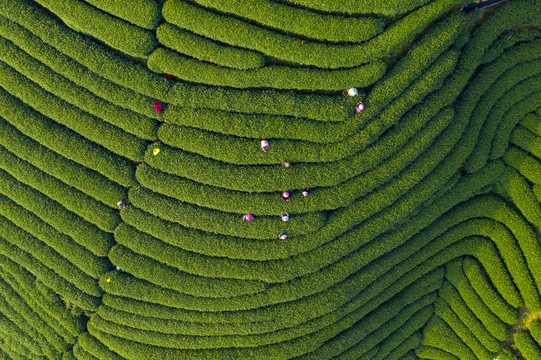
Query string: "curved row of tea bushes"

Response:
xmin=33 ymin=0 xmax=158 ymax=58
xmin=514 ymin=330 xmax=541 ymax=360
xmin=0 ymin=35 xmax=158 ymax=140
xmin=187 ymin=0 xmax=384 ymax=43
xmin=162 ymin=0 xmax=458 ymax=69
xmin=156 ymin=50 xmax=456 ymax=163
xmin=0 ymin=90 xmax=137 ymax=188
xmin=503 ymin=146 xmax=541 ymax=186
xmin=0 ymin=147 xmax=119 ymax=232
xmin=0 ymin=120 xmax=127 ymax=208
xmin=282 ymin=0 xmax=434 ymax=15
xmin=511 ymin=126 xmax=541 ymax=162
xmin=481 ymin=28 xmax=541 ymax=65
xmin=82 ymin=0 xmax=162 ymax=29
xmin=498 ymin=167 xmax=541 ymax=225
xmin=156 ymin=24 xmax=266 ymax=70
xmin=0 ymin=194 xmax=110 ymax=279
xmin=0 ymin=61 xmax=148 ymax=162
xmin=148 ymin=47 xmax=387 ymax=91
xmin=1 ymin=0 xmax=353 ymax=122
xmin=0 ymin=169 xmax=114 ymax=257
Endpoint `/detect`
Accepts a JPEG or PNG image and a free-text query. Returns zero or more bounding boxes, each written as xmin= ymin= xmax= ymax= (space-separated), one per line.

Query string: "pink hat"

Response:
xmin=243 ymin=214 xmax=253 ymax=221
xmin=355 ymin=102 xmax=365 ymax=113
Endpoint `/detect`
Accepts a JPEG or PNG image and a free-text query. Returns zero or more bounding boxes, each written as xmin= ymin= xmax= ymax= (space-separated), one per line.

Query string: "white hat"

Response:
xmin=347 ymin=88 xmax=358 ymax=97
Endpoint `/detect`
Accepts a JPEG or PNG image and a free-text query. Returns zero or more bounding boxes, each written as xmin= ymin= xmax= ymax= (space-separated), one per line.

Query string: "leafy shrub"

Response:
xmin=498 ymin=167 xmax=541 ymax=226
xmin=514 ymin=330 xmax=541 ymax=360
xmin=0 ymin=89 xmax=137 ymax=187
xmin=33 ymin=0 xmax=158 ymax=58
xmin=280 ymin=0 xmax=434 ymax=15
xmin=188 ymin=0 xmax=384 ymax=43
xmin=511 ymin=126 xmax=541 ymax=161
xmin=503 ymin=147 xmax=541 ymax=185
xmin=419 ymin=316 xmax=476 ymax=359
xmin=162 ymin=0 xmax=459 ymax=69
xmin=0 ymin=194 xmax=110 ymax=279
xmin=438 ymin=280 xmax=500 ymax=352
xmin=481 ymin=28 xmax=541 ymax=65
xmin=0 ymin=168 xmax=114 ymax=256
xmin=0 ymin=145 xmax=120 ymax=232
xmin=0 ymin=60 xmax=148 ymax=162
xmin=0 ymin=119 xmax=127 ymax=208
xmin=0 ymin=35 xmax=158 ymax=140
xmin=520 ymin=113 xmax=541 ymax=136
xmin=82 ymin=0 xmax=162 ymax=29
xmin=374 ymin=332 xmax=423 ymax=360
xmin=0 ymin=0 xmax=171 ymax=100
xmin=77 ymin=332 xmax=126 ymax=360
xmin=156 ymin=23 xmax=266 ymax=70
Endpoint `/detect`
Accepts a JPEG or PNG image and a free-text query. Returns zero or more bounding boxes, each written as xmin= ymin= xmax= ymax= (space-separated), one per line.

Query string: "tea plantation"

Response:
xmin=0 ymin=0 xmax=540 ymax=359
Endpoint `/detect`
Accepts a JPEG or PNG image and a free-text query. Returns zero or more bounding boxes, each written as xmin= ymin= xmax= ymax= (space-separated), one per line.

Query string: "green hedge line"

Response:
xmin=0 ymin=60 xmax=148 ymax=162
xmin=373 ymin=331 xmax=422 ymax=360
xmin=188 ymin=0 xmax=384 ymax=43
xmin=0 ymin=88 xmax=137 ymax=187
xmin=420 ymin=316 xmax=475 ymax=359
xmin=529 ymin=321 xmax=541 ymax=346
xmin=0 ymin=260 xmax=71 ymax=353
xmin=0 ymin=14 xmax=162 ymax=128
xmin=499 ymin=167 xmax=541 ymax=226
xmin=33 ymin=0 xmax=158 ymax=58
xmin=82 ymin=0 xmax=162 ymax=29
xmin=162 ymin=0 xmax=459 ymax=69
xmin=0 ymin=194 xmax=110 ymax=279
xmin=0 ymin=215 xmax=103 ymax=298
xmin=492 ymin=91 xmax=541 ymax=160
xmin=2 ymin=263 xmax=86 ymax=339
xmin=462 ymin=257 xmax=520 ymax=324
xmin=514 ymin=330 xmax=541 ymax=359
xmin=0 ymin=119 xmax=127 ymax=208
xmin=503 ymin=146 xmax=541 ymax=185
xmin=156 ymin=50 xmax=455 ymax=164
xmin=0 ymin=168 xmax=114 ymax=257
xmin=129 ymin=185 xmax=326 ymax=238
xmin=0 ymin=315 xmax=42 ymax=357
xmin=434 ymin=297 xmax=493 ymax=359
xmin=156 ymin=23 xmax=266 ymax=70
xmin=511 ymin=126 xmax=541 ymax=161
xmin=520 ymin=113 xmax=541 ymax=136
xmin=0 ymin=236 xmax=101 ymax=312
xmin=438 ymin=280 xmax=500 ymax=352
xmin=281 ymin=0 xmax=435 ymax=15
xmin=481 ymin=28 xmax=541 ymax=65
xmin=0 ymin=145 xmax=120 ymax=232
xmin=77 ymin=332 xmax=125 ymax=360
xmin=458 ymin=0 xmax=541 ymax=73
xmin=0 ymin=35 xmax=158 ymax=140
xmin=0 ymin=0 xmax=170 ymax=100
xmin=464 ymin=62 xmax=541 ymax=173
xmin=149 ymin=47 xmax=386 ymax=91
xmin=107 ymin=244 xmax=267 ymax=298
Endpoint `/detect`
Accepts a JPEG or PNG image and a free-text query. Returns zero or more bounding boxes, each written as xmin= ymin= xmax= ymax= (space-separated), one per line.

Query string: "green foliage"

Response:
xmin=498 ymin=167 xmax=541 ymax=226
xmin=520 ymin=113 xmax=541 ymax=136
xmin=503 ymin=147 xmax=541 ymax=185
xmin=281 ymin=0 xmax=434 ymax=15
xmin=33 ymin=0 xmax=158 ymax=58
xmin=162 ymin=0 xmax=459 ymax=69
xmin=419 ymin=316 xmax=476 ymax=359
xmin=82 ymin=0 xmax=162 ymax=29
xmin=0 ymin=119 xmax=127 ymax=208
xmin=482 ymin=28 xmax=541 ymax=65
xmin=514 ymin=330 xmax=541 ymax=360
xmin=156 ymin=23 xmax=266 ymax=70
xmin=0 ymin=168 xmax=114 ymax=256
xmin=512 ymin=126 xmax=541 ymax=161
xmin=0 ymin=60 xmax=148 ymax=162
xmin=188 ymin=0 xmax=384 ymax=43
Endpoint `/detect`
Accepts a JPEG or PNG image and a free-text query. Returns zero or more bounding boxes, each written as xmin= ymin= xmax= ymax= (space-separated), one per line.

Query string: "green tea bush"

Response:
xmin=0 ymin=315 xmax=42 ymax=357
xmin=82 ymin=0 xmax=162 ymax=29
xmin=481 ymin=28 xmax=541 ymax=65
xmin=187 ymin=0 xmax=384 ymax=43
xmin=503 ymin=147 xmax=541 ymax=185
xmin=520 ymin=113 xmax=541 ymax=136
xmin=0 ymin=145 xmax=120 ymax=232
xmin=498 ymin=167 xmax=541 ymax=226
xmin=419 ymin=316 xmax=476 ymax=359
xmin=0 ymin=15 xmax=162 ymax=127
xmin=162 ymin=0 xmax=458 ymax=69
xmin=0 ymin=35 xmax=158 ymax=140
xmin=0 ymin=89 xmax=137 ymax=187
xmin=0 ymin=168 xmax=114 ymax=256
xmin=33 ymin=0 xmax=158 ymax=58
xmin=281 ymin=0 xmax=434 ymax=15
xmin=156 ymin=24 xmax=266 ymax=70
xmin=529 ymin=320 xmax=541 ymax=346
xmin=149 ymin=47 xmax=386 ymax=91
xmin=77 ymin=332 xmax=126 ymax=360
xmin=514 ymin=330 xmax=541 ymax=360
xmin=511 ymin=126 xmax=541 ymax=161
xmin=0 ymin=0 xmax=171 ymax=100
xmin=0 ymin=60 xmax=148 ymax=162
xmin=462 ymin=257 xmax=520 ymax=324
xmin=0 ymin=119 xmax=127 ymax=208
xmin=374 ymin=331 xmax=423 ymax=360
xmin=438 ymin=281 xmax=500 ymax=352
xmin=0 ymin=194 xmax=110 ymax=279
